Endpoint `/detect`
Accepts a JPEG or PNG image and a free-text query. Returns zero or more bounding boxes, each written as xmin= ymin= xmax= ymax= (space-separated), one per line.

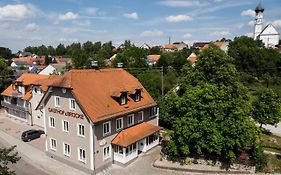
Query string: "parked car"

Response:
xmin=21 ymin=129 xmax=44 ymax=142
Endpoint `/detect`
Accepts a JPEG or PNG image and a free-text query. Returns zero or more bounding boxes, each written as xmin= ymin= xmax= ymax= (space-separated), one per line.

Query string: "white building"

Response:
xmin=253 ymin=2 xmax=279 ymax=48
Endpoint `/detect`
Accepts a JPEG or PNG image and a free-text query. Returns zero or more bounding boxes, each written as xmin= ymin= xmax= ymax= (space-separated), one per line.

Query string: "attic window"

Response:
xmin=135 ymin=90 xmax=141 ymax=102
xmin=120 ymin=93 xmax=127 ymax=105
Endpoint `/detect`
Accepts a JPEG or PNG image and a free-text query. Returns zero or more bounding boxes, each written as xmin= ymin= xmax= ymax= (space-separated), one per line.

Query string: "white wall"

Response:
xmin=39 ymin=65 xmax=56 ymax=75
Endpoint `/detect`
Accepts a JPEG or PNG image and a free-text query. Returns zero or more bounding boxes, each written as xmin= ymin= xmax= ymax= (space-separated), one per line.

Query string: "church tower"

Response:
xmin=254 ymin=2 xmax=264 ymax=40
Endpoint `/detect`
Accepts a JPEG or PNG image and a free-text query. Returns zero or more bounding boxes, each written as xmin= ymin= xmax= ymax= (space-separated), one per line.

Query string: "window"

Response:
xmin=146 ymin=134 xmax=158 ymax=145
xmin=135 ymin=93 xmax=140 ymax=102
xmin=49 ymin=117 xmax=55 ymax=128
xmin=116 ymin=118 xmax=123 ymax=131
xmin=50 ymin=138 xmax=57 ymax=151
xmin=120 ymin=95 xmax=126 ymax=105
xmin=150 ymin=106 xmax=158 ymax=117
xmin=128 ymin=114 xmax=134 ymax=126
xmin=125 ymin=143 xmax=136 ymax=156
xmin=114 ymin=145 xmax=123 ymax=155
xmin=63 ymin=143 xmax=71 ymax=157
xmin=103 ymin=121 xmax=111 ymax=136
xmin=103 ymin=145 xmax=111 ymax=160
xmin=69 ymin=98 xmax=76 ymax=110
xmin=77 ymin=124 xmax=85 ymax=137
xmin=34 ymin=87 xmax=37 ymax=93
xmin=54 ymin=96 xmax=60 ymax=107
xmin=138 ymin=111 xmax=144 ymax=122
xmin=62 ymin=120 xmax=69 ymax=132
xmin=78 ymin=148 xmax=86 ymax=163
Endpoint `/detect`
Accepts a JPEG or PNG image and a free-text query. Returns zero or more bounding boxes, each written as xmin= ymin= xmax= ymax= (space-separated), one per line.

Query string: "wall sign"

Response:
xmin=48 ymin=107 xmax=84 ymax=119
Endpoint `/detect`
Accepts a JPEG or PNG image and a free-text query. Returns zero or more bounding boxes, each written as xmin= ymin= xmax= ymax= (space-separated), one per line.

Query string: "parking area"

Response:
xmin=0 ymin=109 xmax=45 ymax=150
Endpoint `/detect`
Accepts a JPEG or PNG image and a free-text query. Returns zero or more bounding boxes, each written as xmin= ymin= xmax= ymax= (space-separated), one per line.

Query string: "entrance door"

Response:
xmin=138 ymin=138 xmax=145 ymax=153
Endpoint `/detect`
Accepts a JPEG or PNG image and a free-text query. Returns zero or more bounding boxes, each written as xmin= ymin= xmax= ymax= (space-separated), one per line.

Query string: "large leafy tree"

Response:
xmin=165 ymin=45 xmax=258 ymax=164
xmin=252 ymin=88 xmax=281 ymax=128
xmin=0 ymin=146 xmax=21 ymax=175
xmin=0 ymin=58 xmax=13 ymax=93
xmin=0 ymin=47 xmax=12 ymax=59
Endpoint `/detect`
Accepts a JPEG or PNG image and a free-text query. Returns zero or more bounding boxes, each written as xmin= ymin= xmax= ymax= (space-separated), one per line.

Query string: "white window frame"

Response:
xmin=49 ymin=116 xmax=55 ymax=128
xmin=138 ymin=111 xmax=144 ymax=122
xmin=77 ymin=124 xmax=85 ymax=137
xmin=50 ymin=138 xmax=57 ymax=151
xmin=116 ymin=118 xmax=123 ymax=131
xmin=103 ymin=145 xmax=111 ymax=161
xmin=128 ymin=114 xmax=134 ymax=126
xmin=103 ymin=121 xmax=111 ymax=136
xmin=62 ymin=120 xmax=69 ymax=132
xmin=78 ymin=147 xmax=86 ymax=163
xmin=63 ymin=142 xmax=71 ymax=157
xmin=54 ymin=96 xmax=60 ymax=107
xmin=69 ymin=98 xmax=76 ymax=110
xmin=135 ymin=93 xmax=140 ymax=102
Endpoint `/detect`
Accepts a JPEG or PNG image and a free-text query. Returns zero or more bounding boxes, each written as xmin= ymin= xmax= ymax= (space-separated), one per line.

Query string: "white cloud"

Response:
xmin=0 ymin=4 xmax=37 ymax=21
xmin=82 ymin=7 xmax=98 ymax=15
xmin=272 ymin=19 xmax=281 ymax=28
xmin=123 ymin=12 xmax=138 ymax=20
xmin=25 ymin=23 xmax=39 ymax=31
xmin=210 ymin=31 xmax=231 ymax=36
xmin=159 ymin=0 xmax=209 ymax=7
xmin=244 ymin=33 xmax=253 ymax=37
xmin=183 ymin=33 xmax=192 ymax=38
xmin=58 ymin=12 xmax=79 ymax=21
xmin=73 ymin=20 xmax=91 ymax=26
xmin=140 ymin=29 xmax=164 ymax=37
xmin=166 ymin=15 xmax=192 ymax=23
xmin=61 ymin=28 xmax=77 ymax=34
xmin=241 ymin=9 xmax=255 ymax=17
xmin=248 ymin=20 xmax=255 ymax=26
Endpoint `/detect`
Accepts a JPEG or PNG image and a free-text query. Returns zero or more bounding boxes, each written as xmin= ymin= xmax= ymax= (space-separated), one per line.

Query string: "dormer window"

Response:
xmin=120 ymin=94 xmax=127 ymax=105
xmin=135 ymin=90 xmax=141 ymax=102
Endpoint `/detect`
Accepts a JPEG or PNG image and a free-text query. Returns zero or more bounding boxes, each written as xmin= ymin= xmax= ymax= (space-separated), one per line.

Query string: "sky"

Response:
xmin=0 ymin=0 xmax=281 ymax=52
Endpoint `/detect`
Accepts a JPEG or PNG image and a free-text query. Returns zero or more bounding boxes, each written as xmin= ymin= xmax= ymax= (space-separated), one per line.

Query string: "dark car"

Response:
xmin=21 ymin=129 xmax=44 ymax=142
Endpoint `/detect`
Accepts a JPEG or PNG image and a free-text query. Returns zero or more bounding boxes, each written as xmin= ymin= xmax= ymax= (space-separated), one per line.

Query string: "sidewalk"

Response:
xmin=0 ymin=111 xmax=89 ymax=175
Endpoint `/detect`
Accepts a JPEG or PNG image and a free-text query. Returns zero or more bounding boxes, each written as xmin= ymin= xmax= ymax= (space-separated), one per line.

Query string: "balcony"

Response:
xmin=1 ymin=101 xmax=29 ymax=112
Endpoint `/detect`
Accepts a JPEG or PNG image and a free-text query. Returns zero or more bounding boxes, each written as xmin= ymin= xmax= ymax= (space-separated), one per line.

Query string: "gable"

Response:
xmin=260 ymin=24 xmax=279 ymax=36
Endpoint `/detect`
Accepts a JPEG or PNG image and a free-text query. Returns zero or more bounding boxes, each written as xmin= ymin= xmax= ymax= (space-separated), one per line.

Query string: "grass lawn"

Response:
xmin=261 ymin=133 xmax=281 ymax=173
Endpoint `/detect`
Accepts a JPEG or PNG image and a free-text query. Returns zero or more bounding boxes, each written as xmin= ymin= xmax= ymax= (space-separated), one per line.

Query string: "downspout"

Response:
xmin=29 ymin=101 xmax=33 ymax=126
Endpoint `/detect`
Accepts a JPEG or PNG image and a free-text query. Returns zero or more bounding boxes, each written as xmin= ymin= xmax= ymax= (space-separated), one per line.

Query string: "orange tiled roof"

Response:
xmin=15 ymin=74 xmax=49 ymax=86
xmin=112 ymin=122 xmax=162 ymax=147
xmin=48 ymin=69 xmax=157 ymax=123
xmin=202 ymin=41 xmax=228 ymax=50
xmin=147 ymin=55 xmax=161 ymax=62
xmin=163 ymin=44 xmax=177 ymax=50
xmin=1 ymin=74 xmax=49 ymax=100
xmin=187 ymin=53 xmax=197 ymax=64
xmin=32 ymin=75 xmax=61 ymax=92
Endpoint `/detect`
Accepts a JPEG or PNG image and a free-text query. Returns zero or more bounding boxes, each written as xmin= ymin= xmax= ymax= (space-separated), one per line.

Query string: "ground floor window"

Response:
xmin=63 ymin=143 xmax=71 ymax=157
xmin=103 ymin=145 xmax=111 ymax=160
xmin=146 ymin=134 xmax=158 ymax=145
xmin=78 ymin=148 xmax=86 ymax=163
xmin=125 ymin=143 xmax=136 ymax=156
xmin=114 ymin=145 xmax=123 ymax=154
xmin=50 ymin=138 xmax=57 ymax=151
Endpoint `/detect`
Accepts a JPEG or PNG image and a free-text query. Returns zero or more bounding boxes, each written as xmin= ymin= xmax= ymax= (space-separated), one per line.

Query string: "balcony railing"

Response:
xmin=1 ymin=101 xmax=29 ymax=112
xmin=11 ymin=91 xmax=23 ymax=98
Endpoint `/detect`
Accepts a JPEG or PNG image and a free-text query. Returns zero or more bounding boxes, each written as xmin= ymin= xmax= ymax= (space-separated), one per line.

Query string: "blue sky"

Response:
xmin=0 ymin=0 xmax=280 ymax=52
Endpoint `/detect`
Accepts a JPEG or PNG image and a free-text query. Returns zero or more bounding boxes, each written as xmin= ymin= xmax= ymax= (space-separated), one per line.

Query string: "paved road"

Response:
xmin=0 ymin=140 xmax=49 ymax=175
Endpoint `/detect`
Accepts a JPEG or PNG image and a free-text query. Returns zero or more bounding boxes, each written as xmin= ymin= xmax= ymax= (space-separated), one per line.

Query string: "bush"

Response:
xmin=252 ymin=143 xmax=267 ymax=172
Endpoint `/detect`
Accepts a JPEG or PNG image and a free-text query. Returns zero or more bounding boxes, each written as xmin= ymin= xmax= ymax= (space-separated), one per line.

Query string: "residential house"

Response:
xmin=146 ymin=55 xmax=161 ymax=65
xmin=187 ymin=53 xmax=197 ymax=65
xmin=11 ymin=61 xmax=29 ymax=69
xmin=160 ymin=44 xmax=177 ymax=52
xmin=201 ymin=41 xmax=229 ymax=52
xmin=173 ymin=42 xmax=188 ymax=50
xmin=39 ymin=64 xmax=66 ymax=75
xmin=192 ymin=42 xmax=210 ymax=50
xmin=140 ymin=43 xmax=151 ymax=50
xmin=36 ymin=69 xmax=161 ymax=174
xmin=1 ymin=74 xmax=49 ymax=127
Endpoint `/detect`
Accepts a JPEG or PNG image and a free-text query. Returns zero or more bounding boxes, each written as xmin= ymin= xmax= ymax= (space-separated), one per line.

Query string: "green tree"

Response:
xmin=0 ymin=145 xmax=21 ymax=175
xmin=56 ymin=44 xmax=67 ymax=56
xmin=252 ymin=88 xmax=281 ymax=128
xmin=165 ymin=46 xmax=258 ymax=164
xmin=0 ymin=47 xmax=12 ymax=59
xmin=0 ymin=58 xmax=13 ymax=94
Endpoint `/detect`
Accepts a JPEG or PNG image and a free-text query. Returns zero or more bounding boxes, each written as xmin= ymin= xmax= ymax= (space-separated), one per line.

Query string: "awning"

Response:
xmin=112 ymin=122 xmax=162 ymax=147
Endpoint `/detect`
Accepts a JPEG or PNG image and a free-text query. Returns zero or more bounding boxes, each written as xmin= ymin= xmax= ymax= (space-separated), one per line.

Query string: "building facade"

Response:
xmin=1 ymin=74 xmax=49 ymax=127
xmin=37 ymin=69 xmax=161 ymax=174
